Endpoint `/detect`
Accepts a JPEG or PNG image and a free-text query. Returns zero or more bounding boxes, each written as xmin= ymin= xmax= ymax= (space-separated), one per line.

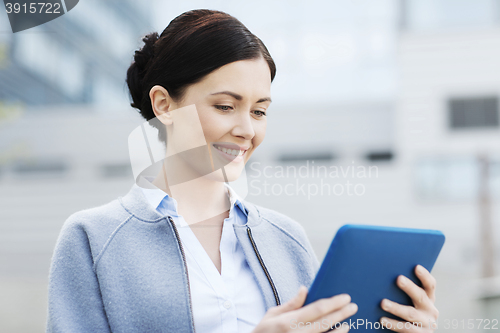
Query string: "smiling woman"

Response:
xmin=46 ymin=9 xmax=439 ymax=333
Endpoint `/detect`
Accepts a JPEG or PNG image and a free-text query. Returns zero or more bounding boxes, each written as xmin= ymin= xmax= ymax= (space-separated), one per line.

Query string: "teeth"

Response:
xmin=214 ymin=145 xmax=245 ymax=157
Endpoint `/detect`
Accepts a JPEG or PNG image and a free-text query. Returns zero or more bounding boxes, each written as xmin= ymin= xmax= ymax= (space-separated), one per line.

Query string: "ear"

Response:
xmin=149 ymin=85 xmax=173 ymax=125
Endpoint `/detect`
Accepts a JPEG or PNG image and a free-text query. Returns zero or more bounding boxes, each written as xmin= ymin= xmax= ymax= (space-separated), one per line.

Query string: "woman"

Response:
xmin=46 ymin=9 xmax=439 ymax=333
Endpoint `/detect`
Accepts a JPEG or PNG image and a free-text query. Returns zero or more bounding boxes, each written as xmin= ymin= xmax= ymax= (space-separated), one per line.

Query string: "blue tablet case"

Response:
xmin=303 ymin=225 xmax=445 ymax=331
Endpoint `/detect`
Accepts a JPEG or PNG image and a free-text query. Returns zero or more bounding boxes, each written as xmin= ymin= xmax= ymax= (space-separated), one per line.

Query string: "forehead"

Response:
xmin=190 ymin=58 xmax=272 ymax=99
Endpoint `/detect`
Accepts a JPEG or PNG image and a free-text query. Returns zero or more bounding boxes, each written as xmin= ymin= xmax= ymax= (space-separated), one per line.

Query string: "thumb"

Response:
xmin=272 ymin=285 xmax=308 ymax=315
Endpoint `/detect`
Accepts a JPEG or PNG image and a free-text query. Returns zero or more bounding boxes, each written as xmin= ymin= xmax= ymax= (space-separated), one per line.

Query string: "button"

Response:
xmin=223 ymin=300 xmax=232 ymax=309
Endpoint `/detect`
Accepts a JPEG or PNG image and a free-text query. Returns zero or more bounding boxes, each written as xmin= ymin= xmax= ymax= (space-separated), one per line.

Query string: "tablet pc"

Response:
xmin=303 ymin=224 xmax=445 ymax=331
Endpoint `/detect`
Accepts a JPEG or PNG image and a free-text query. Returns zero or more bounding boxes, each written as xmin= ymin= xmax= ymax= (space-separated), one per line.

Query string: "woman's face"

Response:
xmin=165 ymin=56 xmax=272 ymax=182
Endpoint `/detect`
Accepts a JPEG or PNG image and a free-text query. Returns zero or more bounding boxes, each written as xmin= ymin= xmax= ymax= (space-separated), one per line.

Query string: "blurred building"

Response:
xmin=0 ymin=0 xmax=152 ymax=106
xmin=398 ymin=0 xmax=500 ymax=230
xmin=398 ymin=0 xmax=500 ymax=329
xmin=1 ymin=1 xmax=500 ymax=332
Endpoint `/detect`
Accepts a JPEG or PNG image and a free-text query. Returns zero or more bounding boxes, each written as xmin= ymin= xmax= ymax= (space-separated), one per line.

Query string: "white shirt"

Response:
xmin=140 ymin=176 xmax=267 ymax=333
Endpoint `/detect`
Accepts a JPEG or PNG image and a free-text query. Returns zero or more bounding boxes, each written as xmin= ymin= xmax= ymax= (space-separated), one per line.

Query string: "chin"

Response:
xmin=221 ymin=164 xmax=245 ymax=182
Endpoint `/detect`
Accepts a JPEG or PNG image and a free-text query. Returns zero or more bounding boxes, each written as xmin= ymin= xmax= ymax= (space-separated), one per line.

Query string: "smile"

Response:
xmin=213 ymin=144 xmax=247 ymax=157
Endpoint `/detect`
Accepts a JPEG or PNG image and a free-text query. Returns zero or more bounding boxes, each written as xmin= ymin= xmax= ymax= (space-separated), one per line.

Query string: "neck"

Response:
xmin=152 ymin=159 xmax=230 ymax=226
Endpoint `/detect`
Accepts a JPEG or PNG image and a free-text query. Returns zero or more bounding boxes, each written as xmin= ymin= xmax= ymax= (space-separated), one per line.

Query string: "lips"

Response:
xmin=211 ymin=142 xmax=249 ymax=163
xmin=214 ymin=145 xmax=245 ymax=157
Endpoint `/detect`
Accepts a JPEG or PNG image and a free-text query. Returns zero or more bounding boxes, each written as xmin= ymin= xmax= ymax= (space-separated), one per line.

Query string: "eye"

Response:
xmin=214 ymin=105 xmax=233 ymax=112
xmin=253 ymin=110 xmax=267 ymax=117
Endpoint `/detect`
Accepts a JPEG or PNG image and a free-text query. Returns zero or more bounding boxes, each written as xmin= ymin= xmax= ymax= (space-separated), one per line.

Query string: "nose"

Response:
xmin=231 ymin=109 xmax=255 ymax=140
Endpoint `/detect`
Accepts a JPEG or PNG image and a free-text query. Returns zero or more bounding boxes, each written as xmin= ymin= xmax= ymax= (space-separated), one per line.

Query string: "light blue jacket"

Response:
xmin=46 ymin=184 xmax=320 ymax=332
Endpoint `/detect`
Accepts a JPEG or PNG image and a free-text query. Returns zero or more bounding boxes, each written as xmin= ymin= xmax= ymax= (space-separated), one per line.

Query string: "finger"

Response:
xmin=396 ymin=275 xmax=431 ymax=309
xmin=304 ymin=302 xmax=357 ymax=332
xmin=381 ymin=299 xmax=426 ymax=324
xmin=337 ymin=323 xmax=351 ymax=333
xmin=380 ymin=317 xmax=423 ymax=333
xmin=270 ymin=285 xmax=308 ymax=315
xmin=298 ymin=293 xmax=352 ymax=323
xmin=414 ymin=265 xmax=436 ymax=303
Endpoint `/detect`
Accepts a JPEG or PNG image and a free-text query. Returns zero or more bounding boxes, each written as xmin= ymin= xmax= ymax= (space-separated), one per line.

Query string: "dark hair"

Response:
xmin=126 ymin=9 xmax=276 ymax=143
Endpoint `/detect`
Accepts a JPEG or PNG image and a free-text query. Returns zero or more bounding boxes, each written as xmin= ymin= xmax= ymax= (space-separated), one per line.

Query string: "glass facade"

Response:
xmin=0 ymin=0 xmax=152 ymax=107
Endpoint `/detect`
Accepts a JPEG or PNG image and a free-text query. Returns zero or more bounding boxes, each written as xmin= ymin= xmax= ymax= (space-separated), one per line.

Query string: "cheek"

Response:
xmin=196 ymin=107 xmax=226 ymax=142
xmin=169 ymin=104 xmax=207 ymax=153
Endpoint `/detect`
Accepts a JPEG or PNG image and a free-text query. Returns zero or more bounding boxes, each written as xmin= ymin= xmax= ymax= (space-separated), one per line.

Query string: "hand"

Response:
xmin=252 ymin=286 xmax=358 ymax=333
xmin=379 ymin=265 xmax=439 ymax=332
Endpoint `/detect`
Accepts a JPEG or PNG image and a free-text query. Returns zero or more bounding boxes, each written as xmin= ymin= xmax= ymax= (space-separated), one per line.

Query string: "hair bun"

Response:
xmin=134 ymin=32 xmax=159 ymax=71
xmin=127 ymin=32 xmax=159 ymax=112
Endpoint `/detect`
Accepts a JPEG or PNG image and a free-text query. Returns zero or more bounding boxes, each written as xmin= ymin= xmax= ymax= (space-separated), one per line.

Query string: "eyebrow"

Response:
xmin=210 ymin=91 xmax=272 ymax=103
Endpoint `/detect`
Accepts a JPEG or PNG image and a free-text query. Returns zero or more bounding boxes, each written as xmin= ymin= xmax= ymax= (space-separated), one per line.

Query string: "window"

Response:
xmin=365 ymin=151 xmax=394 ymax=162
xmin=402 ymin=0 xmax=498 ymax=31
xmin=100 ymin=163 xmax=133 ymax=178
xmin=414 ymin=156 xmax=500 ymax=201
xmin=11 ymin=158 xmax=68 ymax=178
xmin=278 ymin=152 xmax=335 ymax=163
xmin=448 ymin=97 xmax=499 ymax=129
xmin=415 ymin=157 xmax=479 ymax=200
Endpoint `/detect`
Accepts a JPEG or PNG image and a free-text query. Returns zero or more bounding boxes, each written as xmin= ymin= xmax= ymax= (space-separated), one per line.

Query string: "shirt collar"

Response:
xmin=139 ymin=175 xmax=248 ymax=217
xmin=140 ymin=177 xmax=170 ymax=211
xmin=224 ymin=182 xmax=248 ymax=217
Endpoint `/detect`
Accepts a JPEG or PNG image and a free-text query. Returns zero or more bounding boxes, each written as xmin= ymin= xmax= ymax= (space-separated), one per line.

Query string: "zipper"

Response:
xmin=246 ymin=226 xmax=281 ymax=306
xmin=167 ymin=216 xmax=196 ymax=333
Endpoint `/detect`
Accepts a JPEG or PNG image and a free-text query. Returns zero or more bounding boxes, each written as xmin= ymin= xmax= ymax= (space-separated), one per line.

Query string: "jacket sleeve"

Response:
xmin=46 ymin=214 xmax=111 ymax=333
xmin=297 ymin=222 xmax=321 ymax=273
